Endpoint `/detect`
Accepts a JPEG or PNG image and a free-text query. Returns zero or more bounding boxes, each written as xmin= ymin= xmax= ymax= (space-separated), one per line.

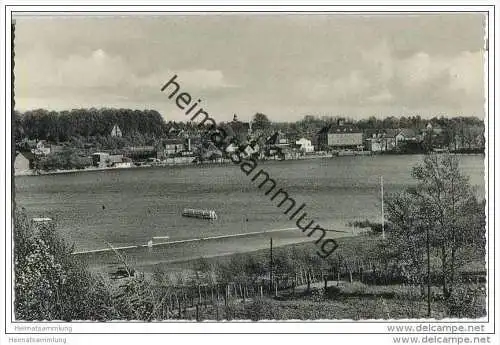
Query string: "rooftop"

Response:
xmin=319 ymin=123 xmax=362 ymax=134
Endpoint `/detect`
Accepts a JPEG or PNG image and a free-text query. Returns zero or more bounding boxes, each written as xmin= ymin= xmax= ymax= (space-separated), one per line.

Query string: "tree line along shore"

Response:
xmin=13 ymin=108 xmax=484 ymax=174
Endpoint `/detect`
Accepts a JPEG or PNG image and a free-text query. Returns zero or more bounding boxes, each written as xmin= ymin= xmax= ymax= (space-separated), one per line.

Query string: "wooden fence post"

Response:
xmin=372 ymin=263 xmax=376 ymax=284
xmin=184 ymin=293 xmax=188 ymax=313
xmin=177 ymin=296 xmax=181 ymax=318
xmin=224 ymin=285 xmax=228 ymax=306
xmin=204 ymin=287 xmax=208 ymax=310
xmin=260 ymin=285 xmax=263 ymax=298
xmin=307 ymin=270 xmax=311 ymax=292
xmin=196 ymin=304 xmax=200 ymax=322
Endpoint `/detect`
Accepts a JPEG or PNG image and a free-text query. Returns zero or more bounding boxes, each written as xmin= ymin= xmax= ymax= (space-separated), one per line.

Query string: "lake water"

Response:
xmin=14 ymin=154 xmax=485 ymax=266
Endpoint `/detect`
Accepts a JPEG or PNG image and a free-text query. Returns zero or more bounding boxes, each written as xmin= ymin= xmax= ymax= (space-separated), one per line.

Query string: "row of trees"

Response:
xmin=15 ymin=108 xmax=168 ymax=143
xmin=249 ymin=113 xmax=484 ymax=153
xmin=15 ymin=108 xmax=483 ymax=145
xmin=36 ymin=150 xmax=92 ymax=171
xmin=354 ymin=115 xmax=483 ymax=131
xmin=268 ymin=114 xmax=483 ymax=134
xmin=68 ymin=132 xmax=159 ymax=150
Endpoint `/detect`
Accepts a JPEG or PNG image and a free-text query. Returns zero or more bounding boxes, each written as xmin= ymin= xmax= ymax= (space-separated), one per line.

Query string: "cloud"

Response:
xmin=361 ymin=40 xmax=394 ymax=84
xmin=14 ymin=15 xmax=485 ymax=120
xmin=447 ymin=51 xmax=484 ymax=99
xmin=296 ymin=41 xmax=485 ymax=109
xmin=398 ymin=52 xmax=435 ymax=87
xmin=394 ymin=49 xmax=484 ymax=106
xmin=331 ymin=71 xmax=372 ymax=102
xmin=175 ymin=69 xmax=236 ymax=89
xmin=16 ymin=47 xmax=237 ymax=106
xmin=136 ymin=69 xmax=237 ymax=93
xmin=17 ymin=48 xmax=130 ymax=92
xmin=298 ymin=70 xmax=371 ymax=104
xmin=367 ymin=90 xmax=394 ymax=104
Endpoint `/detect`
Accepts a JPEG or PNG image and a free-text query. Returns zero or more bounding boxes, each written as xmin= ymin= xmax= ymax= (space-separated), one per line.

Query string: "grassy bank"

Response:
xmin=146 ymin=232 xmax=484 ymax=283
xmin=134 ymin=230 xmax=486 ymax=320
xmin=134 ymin=234 xmax=379 ymax=281
xmin=179 ymin=282 xmax=485 ymax=321
xmin=15 ymin=206 xmax=486 ymax=321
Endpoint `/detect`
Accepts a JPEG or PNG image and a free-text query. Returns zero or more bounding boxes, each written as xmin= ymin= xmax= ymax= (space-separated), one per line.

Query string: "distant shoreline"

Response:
xmin=15 ymin=164 xmax=148 ymax=177
xmin=14 ymin=151 xmax=484 ymax=177
xmin=16 ymin=154 xmax=334 ymax=176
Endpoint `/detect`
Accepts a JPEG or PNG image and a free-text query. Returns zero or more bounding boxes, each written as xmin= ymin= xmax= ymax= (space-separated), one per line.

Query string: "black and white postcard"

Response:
xmin=1 ymin=3 xmax=498 ymax=345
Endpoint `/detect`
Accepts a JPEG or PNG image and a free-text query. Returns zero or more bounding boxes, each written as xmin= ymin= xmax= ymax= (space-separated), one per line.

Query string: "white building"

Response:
xmin=242 ymin=143 xmax=260 ymax=158
xmin=225 ymin=143 xmax=239 ymax=153
xmin=92 ymin=152 xmax=110 ymax=168
xmin=31 ymin=140 xmax=51 ymax=156
xmin=295 ymin=138 xmax=314 ymax=153
xmin=365 ymin=138 xmax=383 ymax=152
xmin=14 ymin=152 xmax=33 ymax=175
xmin=111 ymin=124 xmax=123 ymax=137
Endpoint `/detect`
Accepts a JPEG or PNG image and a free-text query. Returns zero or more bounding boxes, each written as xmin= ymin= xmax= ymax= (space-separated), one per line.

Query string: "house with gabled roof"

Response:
xmin=317 ymin=118 xmax=363 ymax=150
xmin=163 ymin=138 xmax=186 ymax=157
xmin=111 ymin=124 xmax=123 ymax=137
xmin=396 ymin=128 xmax=422 ymax=143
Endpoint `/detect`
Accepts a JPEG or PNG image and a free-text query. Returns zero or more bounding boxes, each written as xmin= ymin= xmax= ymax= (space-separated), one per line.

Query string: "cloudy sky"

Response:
xmin=14 ymin=13 xmax=486 ymax=122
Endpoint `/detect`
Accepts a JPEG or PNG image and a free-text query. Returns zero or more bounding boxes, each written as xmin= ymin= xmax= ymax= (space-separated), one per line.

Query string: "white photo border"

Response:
xmin=1 ymin=2 xmax=497 ymax=338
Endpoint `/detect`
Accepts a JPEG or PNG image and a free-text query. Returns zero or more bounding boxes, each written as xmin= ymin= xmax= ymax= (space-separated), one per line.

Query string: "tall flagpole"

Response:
xmin=270 ymin=237 xmax=273 ymax=290
xmin=381 ymin=175 xmax=385 ymax=239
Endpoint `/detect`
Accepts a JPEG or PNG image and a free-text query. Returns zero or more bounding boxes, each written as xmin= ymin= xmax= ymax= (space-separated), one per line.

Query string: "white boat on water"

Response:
xmin=182 ymin=208 xmax=218 ymax=220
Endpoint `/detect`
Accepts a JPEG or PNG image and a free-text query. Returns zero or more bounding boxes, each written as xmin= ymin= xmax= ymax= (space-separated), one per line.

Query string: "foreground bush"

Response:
xmin=14 ymin=207 xmax=115 ymax=320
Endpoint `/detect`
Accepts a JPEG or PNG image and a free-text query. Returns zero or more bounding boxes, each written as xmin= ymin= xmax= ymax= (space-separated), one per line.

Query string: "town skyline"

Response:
xmin=14 ymin=13 xmax=486 ymax=122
